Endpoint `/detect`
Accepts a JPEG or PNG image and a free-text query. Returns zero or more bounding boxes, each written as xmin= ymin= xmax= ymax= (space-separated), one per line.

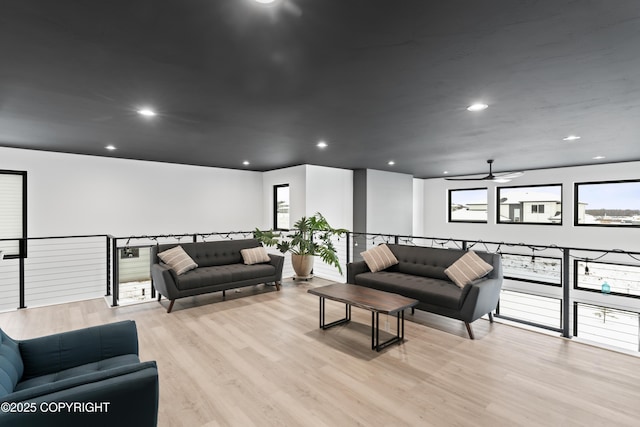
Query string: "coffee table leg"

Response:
xmin=373 ymin=310 xmax=408 ymax=352
xmin=371 ymin=311 xmax=375 ymax=349
xmin=319 ymin=298 xmax=352 ymax=330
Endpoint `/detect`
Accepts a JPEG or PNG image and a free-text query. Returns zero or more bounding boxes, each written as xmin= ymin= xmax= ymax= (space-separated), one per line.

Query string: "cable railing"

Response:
xmin=0 ymin=235 xmax=112 ymax=311
xmin=2 ymin=231 xmax=640 ymax=354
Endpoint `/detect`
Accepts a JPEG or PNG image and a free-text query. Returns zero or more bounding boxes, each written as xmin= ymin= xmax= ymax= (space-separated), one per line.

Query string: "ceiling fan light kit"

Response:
xmin=445 ymin=159 xmax=524 ymax=182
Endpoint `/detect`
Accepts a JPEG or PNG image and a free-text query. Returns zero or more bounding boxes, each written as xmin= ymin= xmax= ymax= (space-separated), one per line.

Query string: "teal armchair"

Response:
xmin=0 ymin=320 xmax=158 ymax=426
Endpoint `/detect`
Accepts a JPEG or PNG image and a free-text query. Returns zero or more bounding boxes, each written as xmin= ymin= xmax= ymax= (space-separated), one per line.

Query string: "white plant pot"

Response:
xmin=291 ymin=254 xmax=314 ymax=280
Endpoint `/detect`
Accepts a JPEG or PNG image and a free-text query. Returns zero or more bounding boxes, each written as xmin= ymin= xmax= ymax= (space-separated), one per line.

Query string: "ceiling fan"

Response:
xmin=445 ymin=159 xmax=524 ymax=183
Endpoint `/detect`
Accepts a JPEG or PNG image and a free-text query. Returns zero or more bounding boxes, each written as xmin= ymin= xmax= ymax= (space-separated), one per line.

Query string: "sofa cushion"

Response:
xmin=174 ymin=263 xmax=277 ymax=291
xmin=14 ymin=354 xmax=140 ymax=391
xmin=445 ymin=250 xmax=493 ymax=288
xmin=355 ymin=272 xmax=465 ymax=310
xmin=174 ymin=266 xmax=233 ymax=291
xmin=0 ymin=329 xmax=24 ymax=398
xmin=227 ymin=264 xmax=276 ymax=282
xmin=157 ymin=245 xmax=198 ymax=275
xmin=361 ymin=244 xmax=399 ymax=272
xmin=241 ymin=247 xmax=270 ymax=265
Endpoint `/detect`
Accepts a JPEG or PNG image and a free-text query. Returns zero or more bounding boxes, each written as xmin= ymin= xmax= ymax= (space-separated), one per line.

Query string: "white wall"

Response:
xmin=421 ymin=161 xmax=640 ymax=252
xmin=0 ymin=147 xmax=264 ymax=237
xmin=305 ymin=165 xmax=353 ymax=229
xmin=412 ymin=178 xmax=425 ymax=236
xmin=366 ymin=169 xmax=413 ymax=235
xmin=261 ymin=165 xmax=307 ymax=230
xmin=306 ymin=165 xmax=353 ymax=281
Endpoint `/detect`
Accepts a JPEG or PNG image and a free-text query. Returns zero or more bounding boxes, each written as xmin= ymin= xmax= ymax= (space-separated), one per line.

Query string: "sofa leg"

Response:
xmin=157 ymin=293 xmax=162 ymax=302
xmin=167 ymin=300 xmax=175 ymax=313
xmin=464 ymin=322 xmax=475 ymax=340
xmin=222 ymin=290 xmax=226 ymax=299
xmin=411 ymin=307 xmax=415 ymax=315
xmin=275 ymin=281 xmax=281 ymax=291
xmin=488 ymin=312 xmax=494 ymax=323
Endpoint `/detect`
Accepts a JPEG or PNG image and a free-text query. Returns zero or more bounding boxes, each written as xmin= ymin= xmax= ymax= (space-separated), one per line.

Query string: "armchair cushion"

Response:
xmin=0 ymin=329 xmax=24 ymax=397
xmin=15 ymin=354 xmax=140 ymax=391
xmin=18 ymin=320 xmax=139 ymax=380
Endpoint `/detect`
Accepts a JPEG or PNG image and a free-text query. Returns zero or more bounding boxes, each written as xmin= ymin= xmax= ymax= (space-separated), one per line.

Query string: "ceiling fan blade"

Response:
xmin=445 ymin=175 xmax=491 ymax=181
xmin=495 ymin=171 xmax=524 ymax=179
xmin=445 ymin=160 xmax=525 ymax=182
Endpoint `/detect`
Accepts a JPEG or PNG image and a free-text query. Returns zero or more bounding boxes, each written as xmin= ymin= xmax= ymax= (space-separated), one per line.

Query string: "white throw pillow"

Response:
xmin=241 ymin=247 xmax=271 ymax=265
xmin=444 ymin=250 xmax=493 ymax=288
xmin=157 ymin=245 xmax=198 ymax=275
xmin=361 ymin=244 xmax=399 ymax=273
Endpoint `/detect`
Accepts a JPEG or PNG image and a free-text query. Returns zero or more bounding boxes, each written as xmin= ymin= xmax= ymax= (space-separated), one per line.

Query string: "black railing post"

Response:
xmin=462 ymin=240 xmax=468 ymax=251
xmin=18 ymin=238 xmax=26 ymax=309
xmin=105 ymin=236 xmax=111 ymax=297
xmin=193 ymin=234 xmax=197 ymax=243
xmin=562 ymin=248 xmax=571 ymax=338
xmin=394 ymin=235 xmax=399 ymax=245
xmin=111 ymin=238 xmax=119 ymax=307
xmin=346 ymin=233 xmax=351 ymax=264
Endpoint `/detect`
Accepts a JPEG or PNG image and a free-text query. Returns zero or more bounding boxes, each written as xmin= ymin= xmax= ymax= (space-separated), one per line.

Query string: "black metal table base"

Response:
xmin=318 ymin=297 xmax=406 ymax=352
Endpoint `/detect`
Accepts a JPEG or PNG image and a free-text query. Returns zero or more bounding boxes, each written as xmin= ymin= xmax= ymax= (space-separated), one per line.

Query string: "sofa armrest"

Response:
xmin=268 ymin=253 xmax=285 ymax=280
xmin=0 ymin=362 xmax=159 ymax=427
xmin=18 ymin=321 xmax=139 ymax=380
xmin=151 ymin=262 xmax=180 ymax=299
xmin=459 ymin=277 xmax=503 ymax=323
xmin=347 ymin=261 xmax=370 ymax=284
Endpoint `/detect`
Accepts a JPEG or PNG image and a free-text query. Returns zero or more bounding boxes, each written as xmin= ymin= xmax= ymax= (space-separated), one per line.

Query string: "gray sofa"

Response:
xmin=347 ymin=244 xmax=503 ymax=339
xmin=151 ymin=239 xmax=284 ymax=313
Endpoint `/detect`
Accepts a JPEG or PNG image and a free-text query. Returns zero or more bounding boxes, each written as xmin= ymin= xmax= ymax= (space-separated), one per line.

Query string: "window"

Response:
xmin=0 ymin=170 xmax=27 ymax=258
xmin=531 ymin=204 xmax=544 ymax=214
xmin=273 ymin=184 xmax=290 ymax=230
xmin=575 ymin=179 xmax=640 ymax=227
xmin=497 ymin=184 xmax=562 ymax=225
xmin=448 ymin=188 xmax=487 ymax=223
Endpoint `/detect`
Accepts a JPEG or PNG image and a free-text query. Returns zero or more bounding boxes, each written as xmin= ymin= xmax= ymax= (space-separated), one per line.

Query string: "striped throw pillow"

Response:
xmin=444 ymin=251 xmax=493 ymax=288
xmin=157 ymin=245 xmax=198 ymax=275
xmin=361 ymin=244 xmax=399 ymax=273
xmin=241 ymin=247 xmax=271 ymax=265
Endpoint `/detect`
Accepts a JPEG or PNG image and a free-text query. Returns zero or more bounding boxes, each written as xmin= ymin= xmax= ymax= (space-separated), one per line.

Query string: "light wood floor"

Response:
xmin=2 ymin=278 xmax=640 ymax=426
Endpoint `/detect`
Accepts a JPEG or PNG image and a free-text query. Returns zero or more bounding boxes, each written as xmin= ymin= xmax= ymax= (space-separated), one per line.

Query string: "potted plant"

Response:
xmin=255 ymin=212 xmax=349 ymax=279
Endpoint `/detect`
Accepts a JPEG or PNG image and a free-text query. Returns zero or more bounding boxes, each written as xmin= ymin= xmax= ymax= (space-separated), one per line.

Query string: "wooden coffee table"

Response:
xmin=308 ymin=283 xmax=418 ymax=352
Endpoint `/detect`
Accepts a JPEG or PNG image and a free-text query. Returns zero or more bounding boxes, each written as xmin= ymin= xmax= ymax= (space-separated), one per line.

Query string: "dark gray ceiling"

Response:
xmin=2 ymin=0 xmax=640 ymax=178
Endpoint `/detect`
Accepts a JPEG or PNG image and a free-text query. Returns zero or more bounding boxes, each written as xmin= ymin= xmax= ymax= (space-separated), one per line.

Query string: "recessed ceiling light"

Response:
xmin=388 ymin=160 xmax=395 ymax=166
xmin=467 ymin=103 xmax=488 ymax=112
xmin=317 ymin=141 xmax=328 ymax=148
xmin=105 ymin=145 xmax=116 ymax=151
xmin=255 ymin=0 xmax=276 ymax=3
xmin=592 ymin=155 xmax=606 ymax=160
xmin=443 ymin=171 xmax=449 ymax=175
xmin=137 ymin=108 xmax=157 ymax=117
xmin=242 ymin=160 xmax=250 ymax=166
xmin=563 ymin=135 xmax=581 ymax=141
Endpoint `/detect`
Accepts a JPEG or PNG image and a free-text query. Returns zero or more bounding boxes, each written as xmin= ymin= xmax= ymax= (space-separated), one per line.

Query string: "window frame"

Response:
xmin=574 ymin=179 xmax=640 ymax=228
xmin=496 ymin=183 xmax=563 ymax=225
xmin=447 ymin=187 xmax=488 ymax=224
xmin=273 ymin=184 xmax=290 ymax=231
xmin=0 ymin=170 xmax=27 ymax=259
